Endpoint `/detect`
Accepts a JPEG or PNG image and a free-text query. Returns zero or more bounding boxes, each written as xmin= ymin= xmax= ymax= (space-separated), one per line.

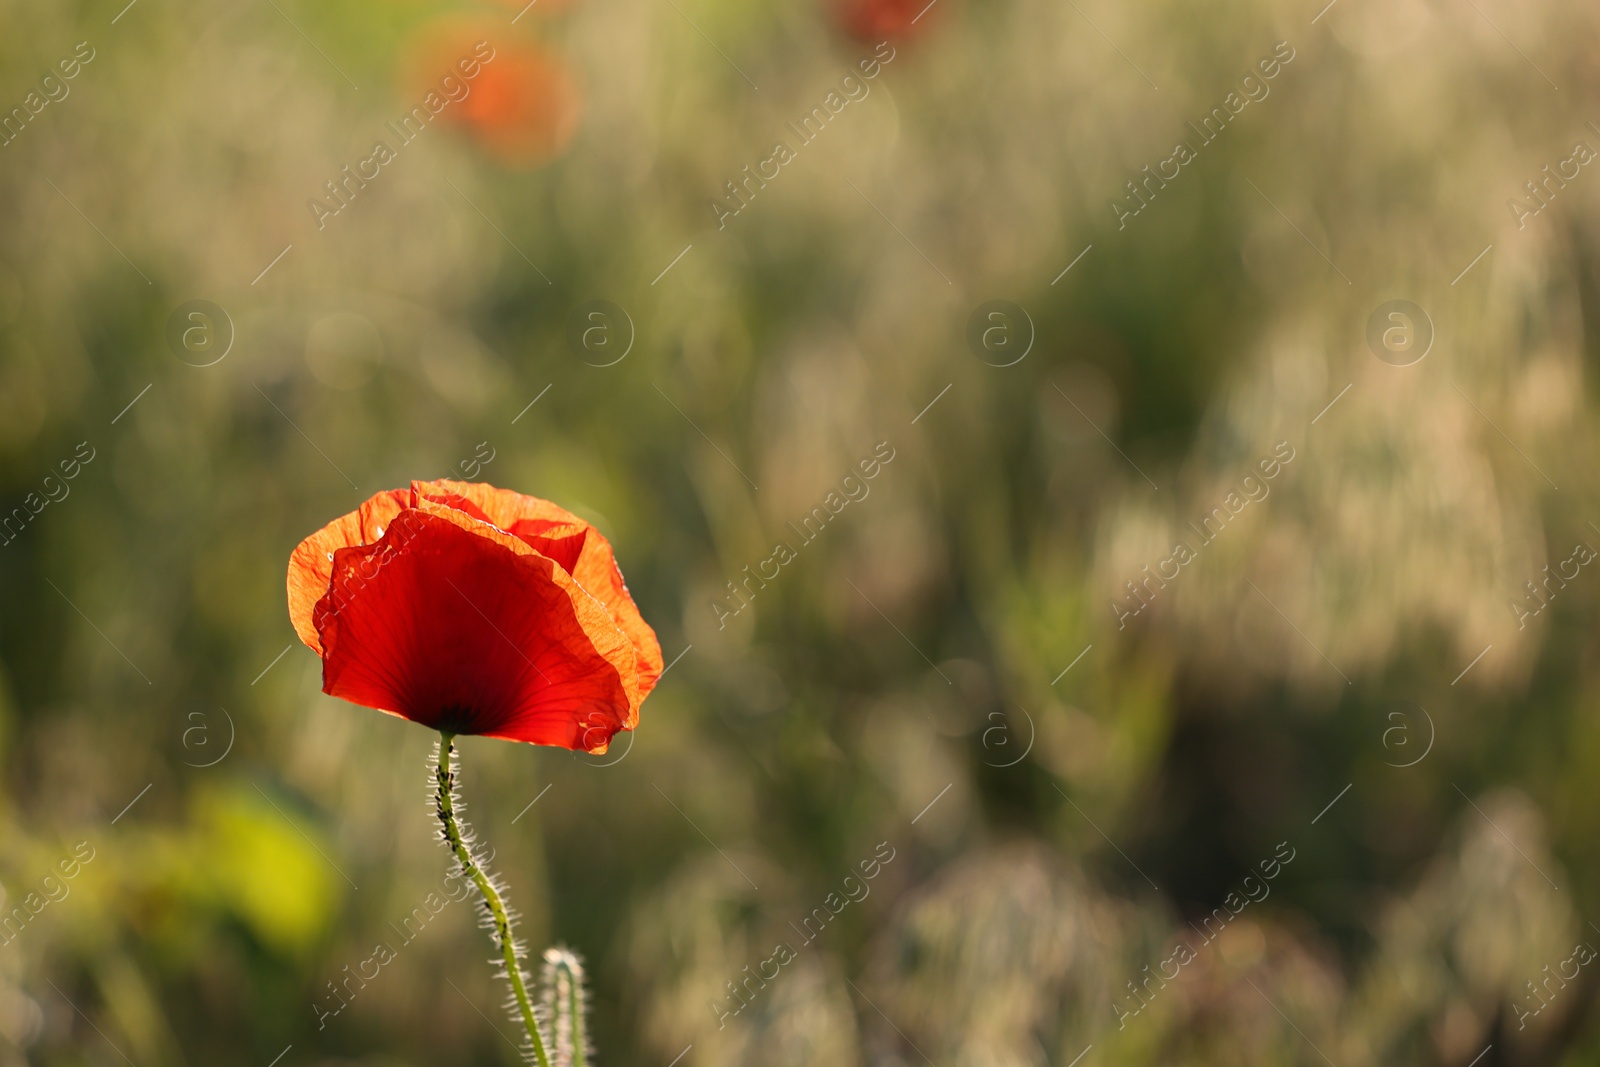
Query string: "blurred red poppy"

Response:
xmin=835 ymin=0 xmax=933 ymax=41
xmin=457 ymin=44 xmax=581 ymax=167
xmin=287 ymin=480 xmax=661 ymax=752
xmin=408 ymin=22 xmax=582 ymax=168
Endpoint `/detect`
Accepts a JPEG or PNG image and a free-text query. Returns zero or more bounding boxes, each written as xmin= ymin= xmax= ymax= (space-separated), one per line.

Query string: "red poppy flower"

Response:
xmin=286 ymin=481 xmax=661 ymax=753
xmin=453 ymin=42 xmax=581 ymax=167
xmin=407 ymin=21 xmax=582 ymax=169
xmin=835 ymin=0 xmax=933 ymax=41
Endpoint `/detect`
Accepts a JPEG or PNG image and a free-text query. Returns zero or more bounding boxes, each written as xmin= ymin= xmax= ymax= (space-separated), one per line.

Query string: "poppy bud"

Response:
xmin=540 ymin=947 xmax=592 ymax=1067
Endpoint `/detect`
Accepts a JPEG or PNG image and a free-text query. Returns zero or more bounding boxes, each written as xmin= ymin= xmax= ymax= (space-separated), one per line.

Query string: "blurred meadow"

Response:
xmin=4 ymin=0 xmax=1600 ymax=1064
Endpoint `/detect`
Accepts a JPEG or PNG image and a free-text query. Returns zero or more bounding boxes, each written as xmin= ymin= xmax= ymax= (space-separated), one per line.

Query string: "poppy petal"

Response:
xmin=412 ymin=478 xmax=581 ymax=529
xmin=531 ymin=521 xmax=663 ymax=704
xmin=286 ymin=489 xmax=411 ymax=655
xmin=513 ymin=524 xmax=589 ymax=577
xmin=312 ymin=502 xmax=638 ymax=752
xmin=412 ymin=480 xmax=664 ymax=704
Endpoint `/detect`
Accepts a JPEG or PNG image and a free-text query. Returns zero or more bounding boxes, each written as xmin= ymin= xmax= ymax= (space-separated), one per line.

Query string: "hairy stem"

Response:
xmin=434 ymin=731 xmax=551 ymax=1067
xmin=541 ymin=948 xmax=591 ymax=1067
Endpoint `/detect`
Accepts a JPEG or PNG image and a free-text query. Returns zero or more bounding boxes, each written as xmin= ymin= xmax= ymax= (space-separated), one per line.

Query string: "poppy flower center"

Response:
xmin=434 ymin=704 xmax=481 ymax=735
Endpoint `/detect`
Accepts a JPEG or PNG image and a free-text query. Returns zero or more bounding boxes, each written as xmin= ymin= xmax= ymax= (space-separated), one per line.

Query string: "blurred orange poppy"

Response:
xmin=455 ymin=42 xmax=581 ymax=166
xmin=287 ymin=480 xmax=661 ymax=752
xmin=836 ymin=0 xmax=934 ymax=41
xmin=407 ymin=21 xmax=582 ymax=168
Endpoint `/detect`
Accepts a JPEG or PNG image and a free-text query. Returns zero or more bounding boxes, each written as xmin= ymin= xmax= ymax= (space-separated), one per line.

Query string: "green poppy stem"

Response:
xmin=434 ymin=731 xmax=552 ymax=1067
